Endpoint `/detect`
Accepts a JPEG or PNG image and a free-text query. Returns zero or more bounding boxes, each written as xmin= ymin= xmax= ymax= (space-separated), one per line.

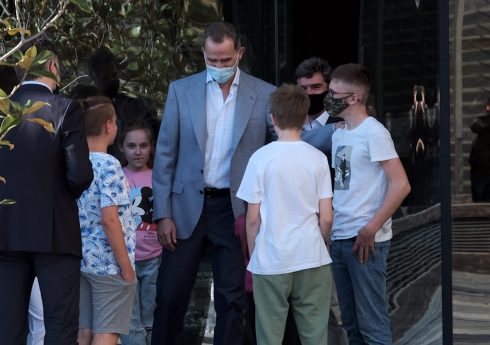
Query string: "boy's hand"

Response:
xmin=352 ymin=226 xmax=376 ymax=264
xmin=121 ymin=267 xmax=136 ymax=283
xmin=157 ymin=218 xmax=177 ymax=251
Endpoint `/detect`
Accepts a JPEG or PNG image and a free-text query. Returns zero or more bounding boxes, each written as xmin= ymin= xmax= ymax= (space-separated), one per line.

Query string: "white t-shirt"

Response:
xmin=237 ymin=141 xmax=333 ymax=275
xmin=331 ymin=116 xmax=398 ymax=242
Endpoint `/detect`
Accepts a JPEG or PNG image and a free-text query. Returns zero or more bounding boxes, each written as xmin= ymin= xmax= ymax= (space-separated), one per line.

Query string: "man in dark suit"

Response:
xmin=0 ymin=39 xmax=93 ymax=345
xmin=151 ymin=22 xmax=276 ymax=345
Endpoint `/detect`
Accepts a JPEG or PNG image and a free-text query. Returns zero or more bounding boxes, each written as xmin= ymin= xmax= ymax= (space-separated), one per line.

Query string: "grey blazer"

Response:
xmin=153 ymin=70 xmax=276 ymax=239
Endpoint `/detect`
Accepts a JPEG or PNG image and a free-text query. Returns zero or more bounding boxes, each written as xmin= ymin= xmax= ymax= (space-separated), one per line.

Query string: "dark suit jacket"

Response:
xmin=0 ymin=83 xmax=93 ymax=257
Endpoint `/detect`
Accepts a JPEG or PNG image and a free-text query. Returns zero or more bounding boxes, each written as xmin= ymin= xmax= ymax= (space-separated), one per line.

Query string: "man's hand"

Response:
xmin=157 ymin=218 xmax=177 ymax=252
xmin=326 ymin=239 xmax=332 ymax=256
xmin=352 ymin=226 xmax=376 ymax=264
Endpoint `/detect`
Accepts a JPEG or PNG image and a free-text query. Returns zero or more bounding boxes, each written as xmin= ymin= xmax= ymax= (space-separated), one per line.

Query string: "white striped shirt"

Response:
xmin=204 ymin=68 xmax=241 ymax=188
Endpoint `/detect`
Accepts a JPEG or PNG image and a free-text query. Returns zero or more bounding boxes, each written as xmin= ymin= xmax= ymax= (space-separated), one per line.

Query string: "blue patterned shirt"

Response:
xmin=77 ymin=152 xmax=136 ymax=275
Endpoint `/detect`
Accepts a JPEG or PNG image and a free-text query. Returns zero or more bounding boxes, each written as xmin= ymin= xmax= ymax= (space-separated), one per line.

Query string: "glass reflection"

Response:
xmin=360 ymin=0 xmax=443 ymax=344
xmin=450 ymin=0 xmax=490 ymax=343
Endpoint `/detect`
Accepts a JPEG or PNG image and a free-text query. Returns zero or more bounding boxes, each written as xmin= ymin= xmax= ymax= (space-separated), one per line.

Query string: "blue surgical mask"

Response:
xmin=205 ymin=54 xmax=240 ymax=84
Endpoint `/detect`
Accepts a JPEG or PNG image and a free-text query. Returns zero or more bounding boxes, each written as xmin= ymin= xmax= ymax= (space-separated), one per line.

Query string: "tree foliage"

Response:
xmin=54 ymin=0 xmax=222 ymax=105
xmin=1 ymin=0 xmax=222 ymax=204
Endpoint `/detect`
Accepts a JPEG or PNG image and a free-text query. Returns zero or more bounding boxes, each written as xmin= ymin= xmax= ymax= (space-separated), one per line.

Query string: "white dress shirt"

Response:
xmin=302 ymin=110 xmax=330 ymax=131
xmin=204 ymin=68 xmax=241 ymax=188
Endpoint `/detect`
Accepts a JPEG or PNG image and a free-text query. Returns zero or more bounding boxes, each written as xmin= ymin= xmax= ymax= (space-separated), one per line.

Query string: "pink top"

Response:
xmin=123 ymin=168 xmax=162 ymax=261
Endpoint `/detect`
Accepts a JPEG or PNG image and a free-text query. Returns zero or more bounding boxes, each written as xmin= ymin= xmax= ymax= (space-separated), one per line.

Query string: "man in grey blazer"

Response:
xmin=151 ymin=22 xmax=276 ymax=345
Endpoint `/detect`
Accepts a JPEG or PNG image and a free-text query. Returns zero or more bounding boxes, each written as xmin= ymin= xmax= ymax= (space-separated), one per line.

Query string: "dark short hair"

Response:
xmin=330 ymin=63 xmax=372 ymax=102
xmin=202 ymin=21 xmax=241 ymax=50
xmin=294 ymin=57 xmax=331 ymax=84
xmin=270 ymin=84 xmax=309 ymax=130
xmin=81 ymin=96 xmax=116 ymax=136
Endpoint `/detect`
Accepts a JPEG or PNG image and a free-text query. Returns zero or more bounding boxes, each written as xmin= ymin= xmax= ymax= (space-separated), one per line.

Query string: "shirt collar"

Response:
xmin=314 ymin=110 xmax=330 ymax=126
xmin=22 ymin=80 xmax=53 ymax=93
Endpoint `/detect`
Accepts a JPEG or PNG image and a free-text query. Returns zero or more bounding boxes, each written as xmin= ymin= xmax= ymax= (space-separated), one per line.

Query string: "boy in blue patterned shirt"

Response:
xmin=77 ymin=96 xmax=137 ymax=345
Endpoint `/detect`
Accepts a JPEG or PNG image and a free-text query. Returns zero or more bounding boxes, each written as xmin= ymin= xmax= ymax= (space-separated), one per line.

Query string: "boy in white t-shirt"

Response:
xmin=325 ymin=63 xmax=411 ymax=345
xmin=237 ymin=84 xmax=333 ymax=345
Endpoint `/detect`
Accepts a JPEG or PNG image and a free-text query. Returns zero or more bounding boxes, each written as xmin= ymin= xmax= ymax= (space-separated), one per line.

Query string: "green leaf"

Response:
xmin=32 ymin=50 xmax=54 ymax=66
xmin=70 ymin=0 xmax=93 ymax=13
xmin=7 ymin=28 xmax=31 ymax=36
xmin=0 ymin=199 xmax=16 ymax=205
xmin=2 ymin=18 xmax=12 ymax=29
xmin=0 ymin=89 xmax=10 ymax=115
xmin=0 ymin=140 xmax=14 ymax=150
xmin=0 ymin=115 xmax=22 ymax=136
xmin=16 ymin=49 xmax=35 ymax=70
xmin=29 ymin=69 xmax=57 ymax=82
xmin=23 ymin=101 xmax=50 ymax=116
xmin=9 ymin=101 xmax=23 ymax=116
xmin=0 ymin=99 xmax=10 ymax=116
xmin=25 ymin=45 xmax=37 ymax=59
xmin=26 ymin=118 xmax=55 ymax=133
xmin=130 ymin=25 xmax=141 ymax=38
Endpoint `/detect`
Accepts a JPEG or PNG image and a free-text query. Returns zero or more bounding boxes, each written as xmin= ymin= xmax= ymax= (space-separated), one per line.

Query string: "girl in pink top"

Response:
xmin=120 ymin=119 xmax=162 ymax=345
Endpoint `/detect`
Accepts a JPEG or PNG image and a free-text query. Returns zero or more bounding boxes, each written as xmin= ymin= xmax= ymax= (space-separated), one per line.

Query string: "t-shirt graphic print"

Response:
xmin=334 ymin=145 xmax=352 ymax=190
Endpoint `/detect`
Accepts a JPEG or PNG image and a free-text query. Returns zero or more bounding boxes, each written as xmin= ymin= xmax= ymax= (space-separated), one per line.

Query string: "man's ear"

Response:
xmin=349 ymin=94 xmax=359 ymax=105
xmin=238 ymin=46 xmax=245 ymax=60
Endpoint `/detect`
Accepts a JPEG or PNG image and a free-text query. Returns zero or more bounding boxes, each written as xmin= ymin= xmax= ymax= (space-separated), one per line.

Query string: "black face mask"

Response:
xmin=324 ymin=92 xmax=350 ymax=117
xmin=308 ymin=91 xmax=328 ymax=115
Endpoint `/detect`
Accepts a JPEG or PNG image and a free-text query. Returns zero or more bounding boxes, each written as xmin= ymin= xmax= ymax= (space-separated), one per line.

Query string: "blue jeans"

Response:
xmin=332 ymin=239 xmax=392 ymax=345
xmin=121 ymin=256 xmax=161 ymax=345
